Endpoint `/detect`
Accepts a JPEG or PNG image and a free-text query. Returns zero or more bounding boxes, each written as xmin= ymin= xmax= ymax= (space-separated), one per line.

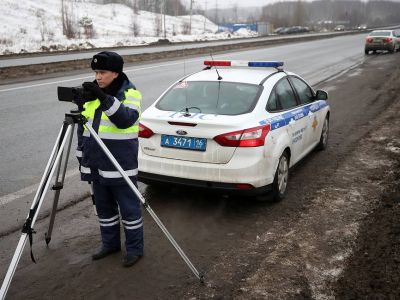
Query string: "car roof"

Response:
xmin=185 ymin=67 xmax=279 ymax=85
xmin=369 ymin=30 xmax=393 ymax=34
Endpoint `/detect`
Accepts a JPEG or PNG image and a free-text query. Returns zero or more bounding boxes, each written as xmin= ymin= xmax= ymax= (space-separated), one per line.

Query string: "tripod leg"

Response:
xmin=84 ymin=123 xmax=204 ymax=283
xmin=0 ymin=124 xmax=75 ymax=300
xmin=0 ymin=234 xmax=28 ymax=300
xmin=31 ymin=124 xmax=66 ymax=211
xmin=45 ymin=123 xmax=76 ymax=245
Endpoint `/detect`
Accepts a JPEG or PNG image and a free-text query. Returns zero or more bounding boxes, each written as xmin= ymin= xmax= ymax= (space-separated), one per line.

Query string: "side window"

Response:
xmin=290 ymin=77 xmax=314 ymax=105
xmin=267 ymin=89 xmax=280 ymax=111
xmin=275 ymin=78 xmax=297 ymax=110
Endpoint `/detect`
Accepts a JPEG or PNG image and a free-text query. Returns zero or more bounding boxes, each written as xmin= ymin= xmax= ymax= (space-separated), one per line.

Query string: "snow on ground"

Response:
xmin=0 ymin=0 xmax=258 ymax=55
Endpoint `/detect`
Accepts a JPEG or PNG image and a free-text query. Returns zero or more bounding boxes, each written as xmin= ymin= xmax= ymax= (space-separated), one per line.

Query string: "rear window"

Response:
xmin=369 ymin=31 xmax=391 ymax=37
xmin=156 ymin=81 xmax=262 ymax=115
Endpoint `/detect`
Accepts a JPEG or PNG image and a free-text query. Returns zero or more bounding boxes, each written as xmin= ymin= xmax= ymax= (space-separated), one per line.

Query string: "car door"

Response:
xmin=289 ymin=76 xmax=321 ymax=154
xmin=268 ymin=77 xmax=308 ymax=165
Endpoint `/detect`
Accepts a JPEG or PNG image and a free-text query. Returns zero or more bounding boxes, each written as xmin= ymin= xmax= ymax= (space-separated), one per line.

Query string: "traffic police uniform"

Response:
xmin=76 ymin=52 xmax=143 ymax=262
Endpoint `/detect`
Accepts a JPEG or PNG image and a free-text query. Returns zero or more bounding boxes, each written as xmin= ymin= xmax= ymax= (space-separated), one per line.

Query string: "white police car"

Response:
xmin=138 ymin=60 xmax=329 ymax=201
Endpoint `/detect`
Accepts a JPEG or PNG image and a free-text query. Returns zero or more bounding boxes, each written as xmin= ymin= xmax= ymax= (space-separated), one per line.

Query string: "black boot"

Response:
xmin=122 ymin=254 xmax=142 ymax=267
xmin=92 ymin=248 xmax=120 ymax=260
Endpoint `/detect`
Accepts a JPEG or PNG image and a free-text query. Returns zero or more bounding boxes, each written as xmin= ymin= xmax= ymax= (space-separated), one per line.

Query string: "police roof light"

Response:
xmin=204 ymin=60 xmax=284 ymax=68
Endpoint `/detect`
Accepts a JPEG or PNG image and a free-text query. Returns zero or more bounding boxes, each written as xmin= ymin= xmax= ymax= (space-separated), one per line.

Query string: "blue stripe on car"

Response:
xmin=259 ymin=101 xmax=328 ymax=130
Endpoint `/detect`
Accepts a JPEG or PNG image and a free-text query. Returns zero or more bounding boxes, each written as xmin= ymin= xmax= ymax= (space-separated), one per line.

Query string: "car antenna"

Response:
xmin=210 ymin=53 xmax=222 ymax=81
xmin=183 ymin=47 xmax=191 ymax=117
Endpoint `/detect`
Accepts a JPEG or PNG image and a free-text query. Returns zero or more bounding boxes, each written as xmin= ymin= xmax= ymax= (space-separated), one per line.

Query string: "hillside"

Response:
xmin=0 ymin=0 xmax=256 ymax=55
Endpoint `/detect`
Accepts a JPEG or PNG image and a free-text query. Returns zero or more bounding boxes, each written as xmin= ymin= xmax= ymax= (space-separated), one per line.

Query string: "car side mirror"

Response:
xmin=315 ymin=90 xmax=328 ymax=100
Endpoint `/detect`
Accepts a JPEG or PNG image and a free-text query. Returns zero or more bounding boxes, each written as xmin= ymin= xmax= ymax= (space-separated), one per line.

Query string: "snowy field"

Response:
xmin=0 ymin=0 xmax=258 ymax=55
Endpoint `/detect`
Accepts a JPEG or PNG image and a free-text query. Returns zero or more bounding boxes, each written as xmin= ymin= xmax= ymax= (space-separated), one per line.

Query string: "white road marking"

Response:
xmin=0 ymin=169 xmax=80 ymax=206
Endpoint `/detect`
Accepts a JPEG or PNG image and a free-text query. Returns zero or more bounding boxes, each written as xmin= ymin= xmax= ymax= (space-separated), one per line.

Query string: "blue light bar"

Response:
xmin=248 ymin=61 xmax=284 ymax=68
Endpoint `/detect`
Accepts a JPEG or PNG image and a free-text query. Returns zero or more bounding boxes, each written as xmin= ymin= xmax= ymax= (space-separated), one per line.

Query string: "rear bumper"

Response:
xmin=138 ymin=171 xmax=272 ymax=196
xmin=365 ymin=44 xmax=394 ymax=51
xmin=138 ymin=146 xmax=277 ymax=189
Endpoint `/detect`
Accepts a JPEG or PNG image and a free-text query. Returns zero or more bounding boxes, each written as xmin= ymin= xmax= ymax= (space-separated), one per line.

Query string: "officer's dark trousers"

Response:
xmin=93 ymin=181 xmax=144 ymax=256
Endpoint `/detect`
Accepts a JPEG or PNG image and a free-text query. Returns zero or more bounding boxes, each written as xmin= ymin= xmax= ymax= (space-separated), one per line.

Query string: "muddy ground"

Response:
xmin=0 ymin=53 xmax=399 ymax=299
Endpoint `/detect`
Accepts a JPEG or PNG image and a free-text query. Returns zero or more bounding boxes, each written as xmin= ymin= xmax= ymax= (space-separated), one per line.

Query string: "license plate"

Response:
xmin=161 ymin=135 xmax=207 ymax=151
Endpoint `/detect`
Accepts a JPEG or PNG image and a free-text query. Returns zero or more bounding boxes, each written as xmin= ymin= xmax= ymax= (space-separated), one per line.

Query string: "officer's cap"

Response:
xmin=91 ymin=51 xmax=124 ymax=73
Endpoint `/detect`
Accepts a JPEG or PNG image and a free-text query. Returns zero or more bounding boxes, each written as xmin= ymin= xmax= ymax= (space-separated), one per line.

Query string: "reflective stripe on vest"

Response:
xmin=82 ymin=88 xmax=141 ymax=139
xmin=79 ymin=166 xmax=138 ymax=178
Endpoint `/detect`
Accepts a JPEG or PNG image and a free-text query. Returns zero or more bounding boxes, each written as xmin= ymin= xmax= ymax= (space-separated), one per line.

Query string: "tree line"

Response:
xmin=102 ymin=0 xmax=187 ymax=16
xmin=261 ymin=0 xmax=400 ymax=28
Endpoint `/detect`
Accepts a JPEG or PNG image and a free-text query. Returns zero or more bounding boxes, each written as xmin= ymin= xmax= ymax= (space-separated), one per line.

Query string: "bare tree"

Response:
xmin=293 ymin=0 xmax=305 ymax=26
xmin=130 ymin=0 xmax=140 ymax=36
xmin=232 ymin=3 xmax=238 ymax=23
xmin=154 ymin=13 xmax=162 ymax=36
xmin=36 ymin=9 xmax=47 ymax=41
xmin=61 ymin=0 xmax=76 ymax=39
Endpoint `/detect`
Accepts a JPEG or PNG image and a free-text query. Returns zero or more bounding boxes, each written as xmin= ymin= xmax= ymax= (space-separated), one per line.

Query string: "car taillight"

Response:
xmin=214 ymin=124 xmax=271 ymax=147
xmin=383 ymin=38 xmax=392 ymax=43
xmin=235 ymin=183 xmax=254 ymax=189
xmin=139 ymin=123 xmax=154 ymax=138
xmin=366 ymin=38 xmax=373 ymax=43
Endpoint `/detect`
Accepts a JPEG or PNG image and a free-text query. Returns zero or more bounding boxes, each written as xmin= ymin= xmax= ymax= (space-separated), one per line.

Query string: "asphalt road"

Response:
xmin=0 ymin=33 xmax=368 ymax=235
xmin=0 ymin=31 xmax=346 ymax=68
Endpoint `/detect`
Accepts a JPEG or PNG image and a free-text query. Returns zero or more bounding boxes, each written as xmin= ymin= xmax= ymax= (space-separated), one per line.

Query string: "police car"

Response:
xmin=138 ymin=60 xmax=329 ymax=201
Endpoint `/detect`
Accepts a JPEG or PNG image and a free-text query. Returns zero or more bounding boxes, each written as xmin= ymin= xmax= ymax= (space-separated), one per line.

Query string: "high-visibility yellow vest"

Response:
xmin=82 ymin=89 xmax=141 ymax=140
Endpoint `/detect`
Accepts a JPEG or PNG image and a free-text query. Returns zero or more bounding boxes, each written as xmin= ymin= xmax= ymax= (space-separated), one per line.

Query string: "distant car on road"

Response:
xmin=279 ymin=26 xmax=309 ymax=35
xmin=357 ymin=24 xmax=368 ymax=31
xmin=365 ymin=30 xmax=400 ymax=54
xmin=138 ymin=60 xmax=330 ymax=201
xmin=273 ymin=27 xmax=286 ymax=34
xmin=334 ymin=25 xmax=345 ymax=31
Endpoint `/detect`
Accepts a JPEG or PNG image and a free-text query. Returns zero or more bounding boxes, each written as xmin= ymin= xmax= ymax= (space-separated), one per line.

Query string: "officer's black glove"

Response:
xmin=82 ymin=82 xmax=107 ymax=102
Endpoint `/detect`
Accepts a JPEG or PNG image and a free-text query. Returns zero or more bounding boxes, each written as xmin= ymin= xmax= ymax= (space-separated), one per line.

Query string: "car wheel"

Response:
xmin=364 ymin=49 xmax=369 ymax=55
xmin=316 ymin=117 xmax=329 ymax=151
xmin=271 ymin=152 xmax=289 ymax=202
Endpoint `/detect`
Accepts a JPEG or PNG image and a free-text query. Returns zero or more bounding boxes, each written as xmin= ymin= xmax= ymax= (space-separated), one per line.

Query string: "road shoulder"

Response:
xmin=179 ymin=53 xmax=400 ymax=299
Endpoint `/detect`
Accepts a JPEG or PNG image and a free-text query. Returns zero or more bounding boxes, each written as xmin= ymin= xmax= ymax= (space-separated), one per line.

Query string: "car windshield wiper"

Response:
xmin=180 ymin=107 xmax=201 ymax=116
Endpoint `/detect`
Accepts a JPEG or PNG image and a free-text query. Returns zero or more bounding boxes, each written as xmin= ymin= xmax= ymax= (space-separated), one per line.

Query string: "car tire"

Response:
xmin=271 ymin=152 xmax=289 ymax=202
xmin=316 ymin=117 xmax=329 ymax=151
xmin=364 ymin=49 xmax=369 ymax=55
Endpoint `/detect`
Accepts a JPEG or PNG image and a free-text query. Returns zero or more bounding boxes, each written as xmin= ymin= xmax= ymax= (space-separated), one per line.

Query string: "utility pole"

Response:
xmin=215 ymin=0 xmax=219 ymax=25
xmin=203 ymin=0 xmax=207 ymax=33
xmin=163 ymin=0 xmax=166 ymax=38
xmin=189 ymin=0 xmax=194 ymax=35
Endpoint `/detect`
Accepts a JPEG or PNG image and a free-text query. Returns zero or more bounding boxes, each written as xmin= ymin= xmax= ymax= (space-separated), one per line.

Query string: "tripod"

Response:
xmin=0 ymin=109 xmax=204 ymax=300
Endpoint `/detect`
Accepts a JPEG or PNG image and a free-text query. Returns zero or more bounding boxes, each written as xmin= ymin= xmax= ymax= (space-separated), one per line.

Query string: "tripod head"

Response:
xmin=57 ymin=86 xmax=96 ymax=113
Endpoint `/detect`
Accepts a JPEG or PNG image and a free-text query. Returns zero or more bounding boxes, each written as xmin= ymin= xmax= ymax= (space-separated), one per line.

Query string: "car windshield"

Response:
xmin=369 ymin=31 xmax=391 ymax=37
xmin=156 ymin=81 xmax=261 ymax=115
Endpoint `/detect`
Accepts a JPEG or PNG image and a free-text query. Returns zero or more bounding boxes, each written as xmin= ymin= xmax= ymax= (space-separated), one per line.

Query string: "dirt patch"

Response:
xmin=334 ymin=126 xmax=400 ymax=298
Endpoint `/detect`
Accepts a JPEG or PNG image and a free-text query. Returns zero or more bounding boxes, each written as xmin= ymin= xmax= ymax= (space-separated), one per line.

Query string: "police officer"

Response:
xmin=77 ymin=51 xmax=143 ymax=267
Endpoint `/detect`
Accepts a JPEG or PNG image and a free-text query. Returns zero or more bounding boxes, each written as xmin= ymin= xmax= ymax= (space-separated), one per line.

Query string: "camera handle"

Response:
xmin=1 ymin=110 xmax=204 ymax=300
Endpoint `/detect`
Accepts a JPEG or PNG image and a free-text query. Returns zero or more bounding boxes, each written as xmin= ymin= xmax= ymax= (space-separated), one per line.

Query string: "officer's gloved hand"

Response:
xmin=82 ymin=82 xmax=107 ymax=102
